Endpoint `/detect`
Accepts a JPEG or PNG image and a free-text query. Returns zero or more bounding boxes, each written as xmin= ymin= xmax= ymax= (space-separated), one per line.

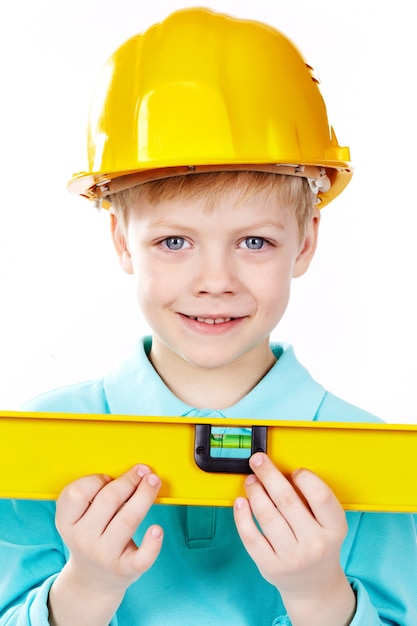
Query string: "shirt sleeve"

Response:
xmin=272 ymin=513 xmax=417 ymax=625
xmin=271 ymin=577 xmax=397 ymax=626
xmin=0 ymin=499 xmax=63 ymax=625
xmin=347 ymin=577 xmax=394 ymax=626
xmin=345 ymin=512 xmax=417 ymax=624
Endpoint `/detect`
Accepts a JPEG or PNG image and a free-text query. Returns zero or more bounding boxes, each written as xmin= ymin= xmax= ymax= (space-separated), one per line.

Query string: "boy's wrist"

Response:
xmin=280 ymin=570 xmax=356 ymax=626
xmin=48 ymin=562 xmax=125 ymax=626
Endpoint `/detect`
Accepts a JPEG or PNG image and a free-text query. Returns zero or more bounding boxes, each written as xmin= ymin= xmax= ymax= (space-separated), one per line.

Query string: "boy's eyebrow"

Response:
xmin=147 ymin=220 xmax=194 ymax=230
xmin=146 ymin=219 xmax=288 ymax=232
xmin=235 ymin=220 xmax=288 ymax=231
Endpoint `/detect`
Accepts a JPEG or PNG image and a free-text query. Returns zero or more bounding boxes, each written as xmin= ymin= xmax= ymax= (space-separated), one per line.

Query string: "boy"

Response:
xmin=1 ymin=7 xmax=416 ymax=625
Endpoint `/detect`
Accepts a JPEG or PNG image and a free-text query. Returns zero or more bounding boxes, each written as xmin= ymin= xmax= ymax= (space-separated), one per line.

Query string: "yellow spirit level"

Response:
xmin=1 ymin=410 xmax=416 ymax=512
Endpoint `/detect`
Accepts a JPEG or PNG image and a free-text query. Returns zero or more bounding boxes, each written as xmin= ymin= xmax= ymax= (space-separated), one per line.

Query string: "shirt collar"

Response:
xmin=103 ymin=336 xmax=325 ymax=422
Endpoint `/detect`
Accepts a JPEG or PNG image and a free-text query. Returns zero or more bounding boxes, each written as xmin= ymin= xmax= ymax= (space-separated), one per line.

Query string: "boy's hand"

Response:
xmin=49 ymin=465 xmax=163 ymax=626
xmin=233 ymin=453 xmax=356 ymax=626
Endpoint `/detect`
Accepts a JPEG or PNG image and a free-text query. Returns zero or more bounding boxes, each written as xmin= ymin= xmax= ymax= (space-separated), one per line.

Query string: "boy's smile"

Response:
xmin=111 ymin=184 xmax=319 ymax=407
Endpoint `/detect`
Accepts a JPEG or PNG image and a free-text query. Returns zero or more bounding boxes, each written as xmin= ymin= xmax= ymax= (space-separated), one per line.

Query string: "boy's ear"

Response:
xmin=293 ymin=209 xmax=321 ymax=278
xmin=110 ymin=211 xmax=134 ymax=274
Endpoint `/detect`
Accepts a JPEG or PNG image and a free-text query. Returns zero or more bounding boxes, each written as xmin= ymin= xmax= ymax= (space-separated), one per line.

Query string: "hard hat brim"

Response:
xmin=68 ymin=162 xmax=352 ymax=209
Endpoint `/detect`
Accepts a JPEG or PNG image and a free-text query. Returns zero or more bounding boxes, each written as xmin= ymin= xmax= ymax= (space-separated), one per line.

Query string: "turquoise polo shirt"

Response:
xmin=1 ymin=338 xmax=416 ymax=624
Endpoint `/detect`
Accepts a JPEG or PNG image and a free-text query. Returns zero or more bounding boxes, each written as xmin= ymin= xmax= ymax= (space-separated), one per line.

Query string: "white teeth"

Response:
xmin=189 ymin=316 xmax=232 ymax=324
xmin=197 ymin=317 xmax=214 ymax=324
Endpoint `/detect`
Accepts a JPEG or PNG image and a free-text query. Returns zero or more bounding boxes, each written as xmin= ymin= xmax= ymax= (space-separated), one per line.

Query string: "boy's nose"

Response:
xmin=193 ymin=252 xmax=239 ymax=296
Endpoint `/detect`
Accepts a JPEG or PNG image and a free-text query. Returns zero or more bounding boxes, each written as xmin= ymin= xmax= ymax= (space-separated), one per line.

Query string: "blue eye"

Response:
xmin=243 ymin=237 xmax=265 ymax=250
xmin=164 ymin=237 xmax=186 ymax=250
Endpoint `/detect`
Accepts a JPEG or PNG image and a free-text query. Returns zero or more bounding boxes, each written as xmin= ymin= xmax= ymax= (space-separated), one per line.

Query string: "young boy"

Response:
xmin=1 ymin=7 xmax=416 ymax=626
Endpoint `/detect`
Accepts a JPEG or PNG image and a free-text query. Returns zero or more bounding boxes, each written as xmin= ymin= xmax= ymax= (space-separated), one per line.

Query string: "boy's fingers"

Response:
xmin=248 ymin=453 xmax=346 ymax=539
xmin=130 ymin=525 xmax=164 ymax=575
xmin=291 ymin=469 xmax=347 ymax=533
xmin=56 ymin=473 xmax=113 ymax=528
xmin=233 ymin=497 xmax=273 ymax=563
xmin=56 ymin=465 xmax=155 ymax=533
xmin=83 ymin=465 xmax=153 ymax=534
xmin=104 ymin=472 xmax=162 ymax=545
xmin=248 ymin=453 xmax=315 ymax=536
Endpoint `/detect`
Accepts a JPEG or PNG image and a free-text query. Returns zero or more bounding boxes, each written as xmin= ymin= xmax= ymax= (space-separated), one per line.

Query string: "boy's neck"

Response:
xmin=148 ymin=338 xmax=277 ymax=410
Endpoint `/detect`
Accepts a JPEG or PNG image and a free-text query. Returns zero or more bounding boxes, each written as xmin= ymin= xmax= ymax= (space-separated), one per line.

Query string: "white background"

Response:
xmin=0 ymin=0 xmax=416 ymax=422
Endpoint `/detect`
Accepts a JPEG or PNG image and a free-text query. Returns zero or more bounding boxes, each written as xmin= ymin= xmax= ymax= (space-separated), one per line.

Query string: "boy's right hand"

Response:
xmin=49 ymin=465 xmax=163 ymax=626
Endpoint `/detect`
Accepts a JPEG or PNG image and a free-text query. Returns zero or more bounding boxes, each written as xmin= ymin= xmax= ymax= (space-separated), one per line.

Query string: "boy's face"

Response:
xmin=111 ymin=185 xmax=319 ymax=381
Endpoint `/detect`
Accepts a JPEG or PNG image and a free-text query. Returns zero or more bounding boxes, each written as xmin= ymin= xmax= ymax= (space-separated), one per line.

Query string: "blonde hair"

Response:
xmin=109 ymin=171 xmax=316 ymax=239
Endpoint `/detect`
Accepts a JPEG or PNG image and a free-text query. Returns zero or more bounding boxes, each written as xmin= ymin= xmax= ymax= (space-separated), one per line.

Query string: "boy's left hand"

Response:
xmin=233 ymin=453 xmax=356 ymax=625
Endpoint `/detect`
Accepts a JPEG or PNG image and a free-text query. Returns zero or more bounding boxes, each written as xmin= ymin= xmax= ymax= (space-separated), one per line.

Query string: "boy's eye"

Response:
xmin=162 ymin=237 xmax=188 ymax=250
xmin=240 ymin=237 xmax=266 ymax=250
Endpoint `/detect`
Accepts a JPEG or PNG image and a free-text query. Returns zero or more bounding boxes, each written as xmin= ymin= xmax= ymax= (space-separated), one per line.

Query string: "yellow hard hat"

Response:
xmin=68 ymin=7 xmax=352 ymax=208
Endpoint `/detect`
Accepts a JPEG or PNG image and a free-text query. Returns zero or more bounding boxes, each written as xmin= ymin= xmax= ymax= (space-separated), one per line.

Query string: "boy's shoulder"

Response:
xmin=21 ymin=377 xmax=108 ymax=415
xmin=318 ymin=391 xmax=383 ymax=424
xmin=270 ymin=343 xmax=384 ymax=424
